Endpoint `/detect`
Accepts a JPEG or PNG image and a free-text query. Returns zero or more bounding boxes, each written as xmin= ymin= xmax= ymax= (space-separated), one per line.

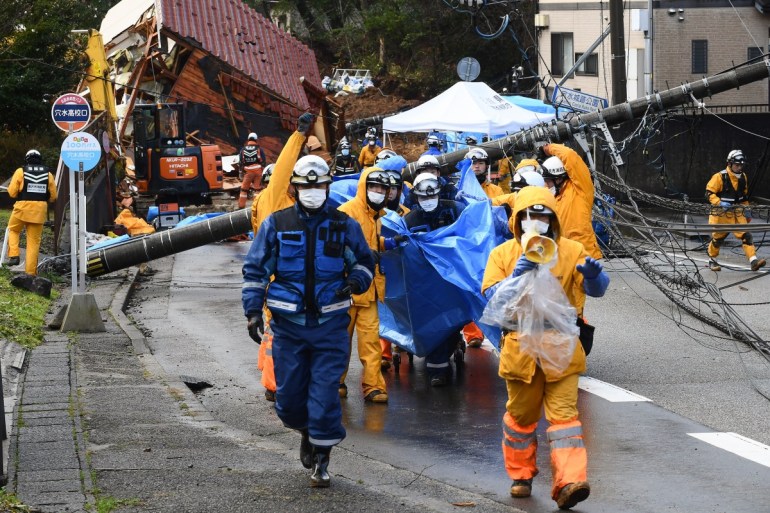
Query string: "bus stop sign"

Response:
xmin=51 ymin=93 xmax=91 ymax=132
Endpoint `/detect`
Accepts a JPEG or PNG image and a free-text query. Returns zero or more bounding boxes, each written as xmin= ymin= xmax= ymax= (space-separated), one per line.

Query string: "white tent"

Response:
xmin=382 ymin=81 xmax=554 ymax=134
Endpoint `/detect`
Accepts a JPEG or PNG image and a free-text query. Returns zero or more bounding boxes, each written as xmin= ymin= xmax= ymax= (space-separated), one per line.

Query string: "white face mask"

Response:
xmin=298 ymin=188 xmax=327 ymax=210
xmin=367 ymin=191 xmax=386 ymax=206
xmin=341 ymin=149 xmax=350 ymax=156
xmin=419 ymin=197 xmax=439 ymax=212
xmin=521 ymin=219 xmax=550 ymax=235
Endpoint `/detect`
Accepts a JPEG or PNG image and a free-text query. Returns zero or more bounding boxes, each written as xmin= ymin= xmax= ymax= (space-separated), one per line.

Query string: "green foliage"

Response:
xmin=94 ymin=496 xmax=142 ymax=513
xmin=0 ymin=488 xmax=31 ymax=512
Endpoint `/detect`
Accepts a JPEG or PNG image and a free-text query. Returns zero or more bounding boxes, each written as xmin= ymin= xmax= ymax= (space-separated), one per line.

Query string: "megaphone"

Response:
xmin=521 ymin=231 xmax=557 ymax=264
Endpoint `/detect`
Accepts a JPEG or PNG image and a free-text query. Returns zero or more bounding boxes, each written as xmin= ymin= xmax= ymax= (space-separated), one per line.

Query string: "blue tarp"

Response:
xmin=174 ymin=212 xmax=225 ymax=228
xmin=378 ymin=165 xmax=509 ymax=355
xmin=501 ymin=95 xmax=557 ymax=116
xmin=87 ymin=234 xmax=131 ymax=251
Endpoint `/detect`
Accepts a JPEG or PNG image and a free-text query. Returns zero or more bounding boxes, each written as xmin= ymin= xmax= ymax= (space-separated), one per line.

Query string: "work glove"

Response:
xmin=372 ymin=251 xmax=381 ymax=265
xmin=719 ymin=201 xmax=731 ymax=208
xmin=336 ymin=277 xmax=365 ymax=297
xmin=393 ymin=234 xmax=406 ymax=245
xmin=534 ymin=141 xmax=549 ymax=161
xmin=512 ymin=254 xmax=538 ymax=277
xmin=247 ymin=314 xmax=264 ymax=343
xmin=576 ymin=256 xmax=603 ymax=280
xmin=297 ymin=113 xmax=315 ymax=135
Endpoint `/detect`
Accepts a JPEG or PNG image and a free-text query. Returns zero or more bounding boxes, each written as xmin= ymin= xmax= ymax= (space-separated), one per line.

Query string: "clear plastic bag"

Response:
xmin=480 ymin=255 xmax=579 ymax=374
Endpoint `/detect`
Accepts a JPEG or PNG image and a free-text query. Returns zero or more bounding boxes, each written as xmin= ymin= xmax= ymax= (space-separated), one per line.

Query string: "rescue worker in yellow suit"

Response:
xmin=338 ymin=167 xmax=393 ymax=403
xmin=358 ymin=133 xmax=382 ymax=169
xmin=539 ymin=144 xmax=603 ymax=259
xmin=249 ymin=114 xmax=315 ymax=402
xmin=482 ymin=186 xmax=609 ymax=510
xmin=5 ymin=150 xmax=57 ymax=275
xmin=463 ymin=147 xmax=503 ymax=348
xmin=496 ymin=155 xmax=516 ymax=194
xmin=706 ymin=149 xmax=766 ymax=272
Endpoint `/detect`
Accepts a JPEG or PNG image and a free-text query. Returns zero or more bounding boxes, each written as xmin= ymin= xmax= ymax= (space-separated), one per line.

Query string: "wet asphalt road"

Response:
xmin=127 ymin=239 xmax=770 ymax=513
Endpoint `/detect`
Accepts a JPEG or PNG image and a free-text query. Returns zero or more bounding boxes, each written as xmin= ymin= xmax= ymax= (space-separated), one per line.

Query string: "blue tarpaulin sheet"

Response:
xmin=174 ymin=212 xmax=225 ymax=228
xmin=378 ymin=165 xmax=509 ymax=355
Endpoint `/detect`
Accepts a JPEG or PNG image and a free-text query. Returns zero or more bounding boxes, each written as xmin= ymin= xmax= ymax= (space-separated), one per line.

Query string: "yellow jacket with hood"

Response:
xmin=250 ymin=131 xmax=306 ymax=233
xmin=338 ymin=167 xmax=386 ymax=306
xmin=706 ymin=167 xmax=750 ymax=224
xmin=8 ymin=167 xmax=57 ymax=224
xmin=482 ymin=186 xmax=589 ymax=383
xmin=544 ymin=144 xmax=602 ymax=259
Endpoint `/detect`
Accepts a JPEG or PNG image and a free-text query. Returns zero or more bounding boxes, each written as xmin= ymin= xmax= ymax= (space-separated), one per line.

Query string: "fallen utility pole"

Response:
xmin=86 ymin=60 xmax=770 ymax=277
xmin=403 ymin=59 xmax=770 ymax=181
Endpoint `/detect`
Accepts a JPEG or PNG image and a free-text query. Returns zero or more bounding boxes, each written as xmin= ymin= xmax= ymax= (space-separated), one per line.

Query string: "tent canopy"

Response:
xmin=383 ymin=81 xmax=554 ymax=134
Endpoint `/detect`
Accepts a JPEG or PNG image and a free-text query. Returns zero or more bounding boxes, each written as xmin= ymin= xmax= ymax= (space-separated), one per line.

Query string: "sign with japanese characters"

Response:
xmin=51 ymin=93 xmax=91 ymax=132
xmin=61 ymin=132 xmax=101 ymax=172
xmin=551 ymin=86 xmax=608 ymax=113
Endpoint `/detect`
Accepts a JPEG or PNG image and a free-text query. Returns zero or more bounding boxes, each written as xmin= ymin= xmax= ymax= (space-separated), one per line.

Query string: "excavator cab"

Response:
xmin=132 ymin=103 xmax=222 ymax=205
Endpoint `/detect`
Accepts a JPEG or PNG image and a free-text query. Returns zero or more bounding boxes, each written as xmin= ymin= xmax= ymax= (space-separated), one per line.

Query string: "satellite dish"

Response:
xmin=456 ymin=57 xmax=481 ymax=82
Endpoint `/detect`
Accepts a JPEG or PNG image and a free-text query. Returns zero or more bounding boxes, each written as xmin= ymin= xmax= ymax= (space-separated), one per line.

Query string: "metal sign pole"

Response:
xmin=78 ymin=162 xmax=86 ymax=293
xmin=68 ymin=167 xmax=77 ymax=293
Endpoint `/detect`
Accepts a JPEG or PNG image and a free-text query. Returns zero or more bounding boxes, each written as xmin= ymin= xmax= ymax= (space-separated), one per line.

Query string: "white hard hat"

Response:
xmin=541 ymin=156 xmax=567 ymax=178
xmin=291 ymin=155 xmax=331 ymax=184
xmin=412 ymin=172 xmax=441 ymax=197
xmin=248 ymin=132 xmax=258 ymax=141
xmin=416 ymin=154 xmax=440 ymax=171
xmin=465 ymin=147 xmax=489 ymax=164
xmin=512 ymin=169 xmax=546 ymax=191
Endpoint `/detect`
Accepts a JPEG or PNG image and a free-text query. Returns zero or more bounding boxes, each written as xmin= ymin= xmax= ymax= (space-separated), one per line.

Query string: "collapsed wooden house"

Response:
xmin=100 ymin=0 xmax=336 ymax=161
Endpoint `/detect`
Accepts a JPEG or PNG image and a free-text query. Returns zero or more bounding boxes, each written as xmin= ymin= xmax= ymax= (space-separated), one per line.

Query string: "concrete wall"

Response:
xmin=604 ymin=112 xmax=770 ymax=201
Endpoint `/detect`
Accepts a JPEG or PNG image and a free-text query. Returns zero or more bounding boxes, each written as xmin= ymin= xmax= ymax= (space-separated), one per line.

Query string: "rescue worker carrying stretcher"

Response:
xmin=338 ymin=167 xmax=395 ymax=403
xmin=482 ymin=186 xmax=609 ymax=510
xmin=706 ymin=149 xmax=765 ymax=272
xmin=403 ymin=172 xmax=466 ymax=386
xmin=5 ymin=149 xmax=57 ymax=275
xmin=242 ymin=154 xmax=375 ymax=488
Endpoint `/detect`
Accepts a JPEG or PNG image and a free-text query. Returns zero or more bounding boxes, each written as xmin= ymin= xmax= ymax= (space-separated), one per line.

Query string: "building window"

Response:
xmin=575 ymin=53 xmax=599 ymax=76
xmin=748 ymin=46 xmax=764 ymax=61
xmin=692 ymin=40 xmax=708 ymax=74
xmin=551 ymin=33 xmax=574 ymax=77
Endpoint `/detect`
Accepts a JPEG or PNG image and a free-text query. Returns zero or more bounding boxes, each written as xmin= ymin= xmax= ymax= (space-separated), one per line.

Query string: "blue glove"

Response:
xmin=719 ymin=201 xmax=731 ymax=208
xmin=576 ymin=256 xmax=602 ymax=279
xmin=744 ymin=208 xmax=752 ymax=220
xmin=297 ymin=113 xmax=314 ymax=135
xmin=512 ymin=255 xmax=538 ymax=277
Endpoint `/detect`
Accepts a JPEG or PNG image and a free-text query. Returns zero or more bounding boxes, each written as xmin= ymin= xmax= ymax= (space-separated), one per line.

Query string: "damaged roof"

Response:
xmin=160 ymin=0 xmax=322 ymax=110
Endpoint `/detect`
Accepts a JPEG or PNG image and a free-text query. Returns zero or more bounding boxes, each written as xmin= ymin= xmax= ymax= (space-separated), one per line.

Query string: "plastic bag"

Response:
xmin=480 ymin=255 xmax=579 ymax=374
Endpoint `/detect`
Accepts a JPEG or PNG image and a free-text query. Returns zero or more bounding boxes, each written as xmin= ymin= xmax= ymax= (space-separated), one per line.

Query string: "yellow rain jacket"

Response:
xmin=706 ymin=167 xmax=750 ymax=225
xmin=7 ymin=167 xmax=57 ymax=223
xmin=481 ymin=180 xmax=503 ymax=199
xmin=250 ymin=131 xmax=306 ymax=234
xmin=338 ymin=167 xmax=386 ymax=306
xmin=358 ymin=144 xmax=382 ymax=168
xmin=544 ymin=144 xmax=602 ymax=259
xmin=497 ymin=157 xmax=514 ymax=194
xmin=482 ymin=186 xmax=589 ymax=383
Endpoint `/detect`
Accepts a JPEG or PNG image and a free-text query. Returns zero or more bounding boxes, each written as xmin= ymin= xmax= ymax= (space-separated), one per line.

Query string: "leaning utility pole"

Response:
xmin=609 ymin=0 xmax=627 ymax=104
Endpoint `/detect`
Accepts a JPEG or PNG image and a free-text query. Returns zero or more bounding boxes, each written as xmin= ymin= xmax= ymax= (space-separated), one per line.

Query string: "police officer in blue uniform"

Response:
xmin=402 ymin=172 xmax=466 ymax=386
xmin=242 ymin=155 xmax=375 ymax=488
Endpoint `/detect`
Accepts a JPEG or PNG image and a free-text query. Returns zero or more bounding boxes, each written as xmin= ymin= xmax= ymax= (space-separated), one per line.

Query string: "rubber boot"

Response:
xmin=299 ymin=429 xmax=312 ymax=469
xmin=310 ymin=447 xmax=331 ymax=488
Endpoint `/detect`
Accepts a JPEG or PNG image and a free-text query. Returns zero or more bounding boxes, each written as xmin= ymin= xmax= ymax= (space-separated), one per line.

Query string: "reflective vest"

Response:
xmin=717 ymin=170 xmax=747 ymax=204
xmin=19 ymin=165 xmax=50 ymax=201
xmin=266 ymin=208 xmax=351 ymax=318
xmin=241 ymin=144 xmax=263 ymax=167
xmin=334 ymin=155 xmax=357 ymax=175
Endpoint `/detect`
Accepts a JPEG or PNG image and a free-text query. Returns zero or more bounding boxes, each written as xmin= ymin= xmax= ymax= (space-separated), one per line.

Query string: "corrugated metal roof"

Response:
xmin=161 ymin=0 xmax=322 ymax=111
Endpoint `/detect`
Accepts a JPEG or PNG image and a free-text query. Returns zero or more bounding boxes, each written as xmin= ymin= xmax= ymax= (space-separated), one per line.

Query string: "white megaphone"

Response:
xmin=521 ymin=231 xmax=557 ymax=265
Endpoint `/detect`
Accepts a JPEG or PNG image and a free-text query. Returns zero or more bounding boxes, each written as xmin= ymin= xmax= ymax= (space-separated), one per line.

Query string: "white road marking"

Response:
xmin=578 ymin=376 xmax=651 ymax=402
xmin=688 ymin=432 xmax=770 ymax=468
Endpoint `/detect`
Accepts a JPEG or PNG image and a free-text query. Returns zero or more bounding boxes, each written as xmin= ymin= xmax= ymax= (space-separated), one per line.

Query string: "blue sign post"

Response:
xmin=61 ymin=132 xmax=101 ymax=300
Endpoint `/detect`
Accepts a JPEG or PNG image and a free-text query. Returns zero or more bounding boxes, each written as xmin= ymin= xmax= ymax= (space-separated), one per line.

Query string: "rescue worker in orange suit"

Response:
xmin=482 ymin=186 xmax=609 ymax=510
xmin=496 ymin=155 xmax=516 ymax=194
xmin=242 ymin=155 xmax=375 ymax=488
xmin=538 ymin=144 xmax=603 ymax=259
xmin=5 ymin=150 xmax=57 ymax=275
xmin=357 ymin=133 xmax=382 ymax=169
xmin=403 ymin=173 xmax=466 ymax=386
xmin=463 ymin=147 xmax=503 ymax=348
xmin=706 ymin=149 xmax=766 ymax=272
xmin=238 ymin=132 xmax=267 ymax=208
xmin=492 ymin=160 xmax=545 ymax=212
xmin=338 ymin=167 xmax=393 ymax=403
xmin=250 ymin=114 xmax=315 ymax=402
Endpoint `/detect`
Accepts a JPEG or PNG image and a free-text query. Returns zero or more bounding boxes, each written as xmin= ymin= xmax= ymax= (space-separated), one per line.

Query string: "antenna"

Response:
xmin=456 ymin=57 xmax=481 ymax=82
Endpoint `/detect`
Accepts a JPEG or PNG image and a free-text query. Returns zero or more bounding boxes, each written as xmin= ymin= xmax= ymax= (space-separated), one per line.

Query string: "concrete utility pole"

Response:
xmin=609 ymin=0 xmax=627 ymax=104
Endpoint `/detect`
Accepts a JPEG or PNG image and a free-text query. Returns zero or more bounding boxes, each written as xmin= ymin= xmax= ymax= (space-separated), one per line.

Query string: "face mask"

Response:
xmin=521 ymin=219 xmax=550 ymax=235
xmin=341 ymin=149 xmax=350 ymax=156
xmin=368 ymin=140 xmax=375 ymax=146
xmin=367 ymin=191 xmax=386 ymax=207
xmin=298 ymin=188 xmax=327 ymax=210
xmin=419 ymin=197 xmax=439 ymax=212
xmin=548 ymin=186 xmax=557 ymax=196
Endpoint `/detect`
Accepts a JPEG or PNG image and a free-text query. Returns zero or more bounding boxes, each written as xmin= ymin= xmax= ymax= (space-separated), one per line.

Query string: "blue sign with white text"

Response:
xmin=551 ymin=85 xmax=608 ymax=113
xmin=61 ymin=132 xmax=101 ymax=172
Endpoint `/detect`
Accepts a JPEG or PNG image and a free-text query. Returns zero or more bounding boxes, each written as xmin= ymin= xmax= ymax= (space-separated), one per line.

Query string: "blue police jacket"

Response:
xmin=403 ymin=199 xmax=465 ymax=233
xmin=242 ymin=202 xmax=375 ymax=326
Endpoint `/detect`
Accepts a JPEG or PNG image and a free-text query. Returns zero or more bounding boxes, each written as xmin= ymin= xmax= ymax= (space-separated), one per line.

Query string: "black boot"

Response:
xmin=299 ymin=429 xmax=312 ymax=469
xmin=310 ymin=447 xmax=331 ymax=488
